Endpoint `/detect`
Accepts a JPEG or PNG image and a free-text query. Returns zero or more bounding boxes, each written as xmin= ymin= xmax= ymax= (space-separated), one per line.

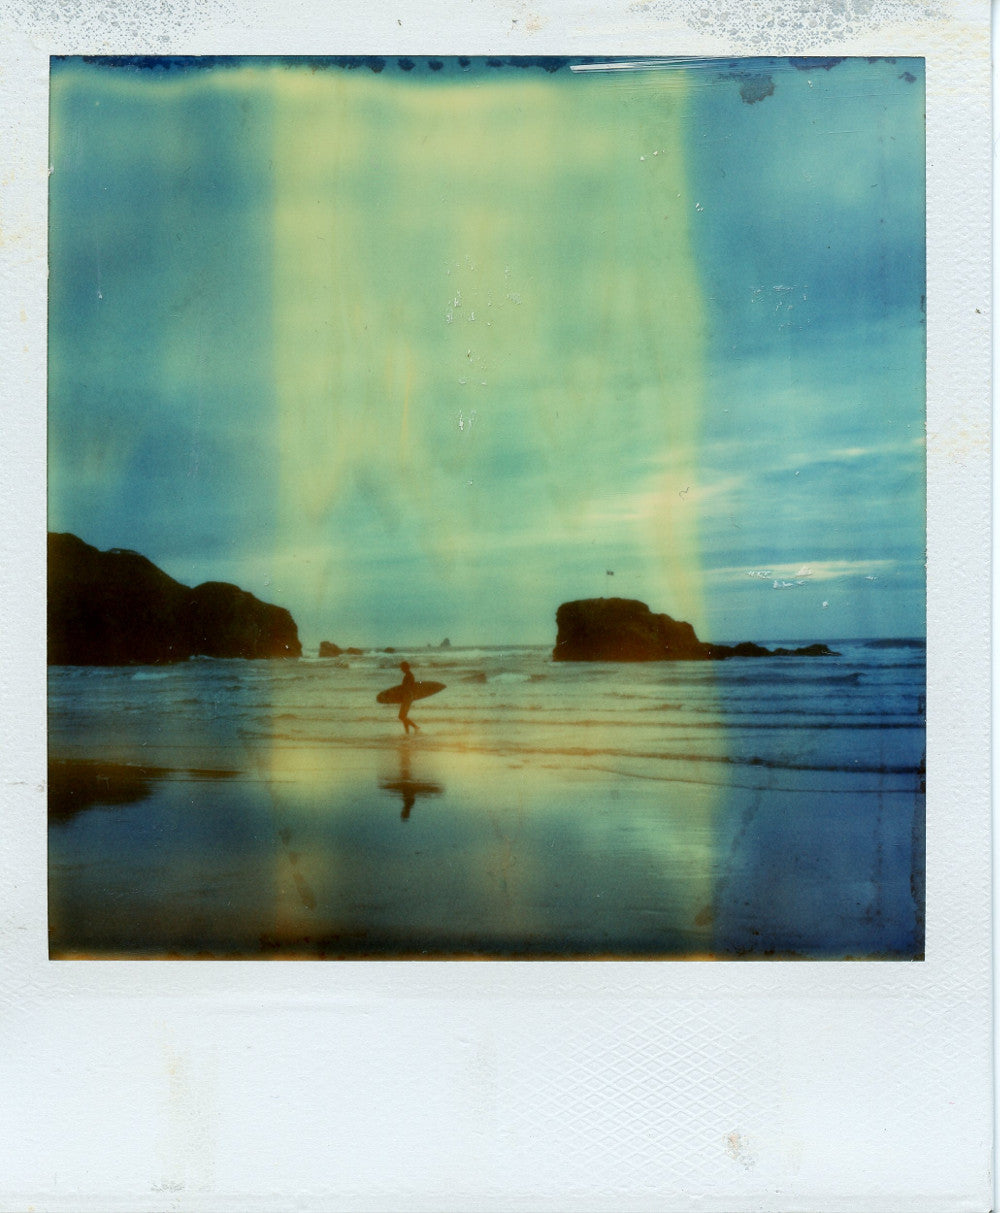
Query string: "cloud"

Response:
xmin=586 ymin=472 xmax=745 ymax=525
xmin=705 ymin=558 xmax=901 ymax=584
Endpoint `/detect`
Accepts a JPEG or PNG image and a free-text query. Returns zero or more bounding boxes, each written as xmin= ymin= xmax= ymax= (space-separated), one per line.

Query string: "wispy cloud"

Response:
xmin=705 ymin=558 xmax=901 ymax=584
xmin=587 ymin=473 xmax=746 ymax=525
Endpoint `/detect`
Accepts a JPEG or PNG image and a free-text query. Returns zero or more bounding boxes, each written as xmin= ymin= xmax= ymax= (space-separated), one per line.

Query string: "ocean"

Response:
xmin=48 ymin=639 xmax=925 ymax=959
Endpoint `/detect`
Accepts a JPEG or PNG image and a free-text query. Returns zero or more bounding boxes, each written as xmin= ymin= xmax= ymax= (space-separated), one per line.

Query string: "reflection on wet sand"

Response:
xmin=46 ymin=738 xmax=922 ymax=959
xmin=378 ymin=742 xmax=444 ymax=819
xmin=47 ymin=758 xmax=237 ymax=820
xmin=48 ymin=759 xmax=160 ymax=820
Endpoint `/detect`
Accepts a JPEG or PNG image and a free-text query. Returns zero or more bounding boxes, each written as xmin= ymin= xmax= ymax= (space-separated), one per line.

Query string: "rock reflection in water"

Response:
xmin=48 ymin=758 xmax=163 ymax=820
xmin=48 ymin=759 xmax=238 ymax=822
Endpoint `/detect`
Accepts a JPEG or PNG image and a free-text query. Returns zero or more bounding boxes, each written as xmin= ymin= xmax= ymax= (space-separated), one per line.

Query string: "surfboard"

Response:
xmin=375 ymin=680 xmax=446 ymax=705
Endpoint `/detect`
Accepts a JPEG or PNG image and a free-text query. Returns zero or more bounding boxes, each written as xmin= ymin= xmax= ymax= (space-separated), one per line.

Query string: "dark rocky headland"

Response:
xmin=48 ymin=532 xmax=302 ymax=664
xmin=552 ymin=598 xmax=838 ymax=662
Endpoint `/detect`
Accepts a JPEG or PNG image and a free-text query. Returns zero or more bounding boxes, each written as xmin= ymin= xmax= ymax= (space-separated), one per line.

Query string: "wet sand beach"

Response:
xmin=48 ymin=645 xmax=925 ymax=959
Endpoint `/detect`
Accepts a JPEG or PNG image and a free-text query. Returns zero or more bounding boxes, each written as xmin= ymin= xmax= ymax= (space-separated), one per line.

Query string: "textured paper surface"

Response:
xmin=0 ymin=1 xmax=991 ymax=1210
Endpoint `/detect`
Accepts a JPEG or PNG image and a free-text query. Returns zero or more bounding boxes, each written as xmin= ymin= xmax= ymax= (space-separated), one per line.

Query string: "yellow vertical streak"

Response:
xmin=265 ymin=67 xmax=721 ymax=945
xmin=400 ymin=353 xmax=412 ymax=466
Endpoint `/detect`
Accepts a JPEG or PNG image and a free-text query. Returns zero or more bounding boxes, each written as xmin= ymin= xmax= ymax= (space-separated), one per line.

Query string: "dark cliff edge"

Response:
xmin=552 ymin=598 xmax=838 ymax=662
xmin=48 ymin=532 xmax=302 ymax=664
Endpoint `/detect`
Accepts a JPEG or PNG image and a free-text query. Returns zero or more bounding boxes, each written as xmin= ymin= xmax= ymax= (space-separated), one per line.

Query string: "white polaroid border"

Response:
xmin=0 ymin=2 xmax=991 ymax=1210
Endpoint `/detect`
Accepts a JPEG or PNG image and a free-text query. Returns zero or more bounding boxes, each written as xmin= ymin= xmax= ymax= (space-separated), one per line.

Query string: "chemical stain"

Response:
xmin=721 ymin=71 xmax=775 ymax=104
xmin=725 ymin=1130 xmax=755 ymax=1170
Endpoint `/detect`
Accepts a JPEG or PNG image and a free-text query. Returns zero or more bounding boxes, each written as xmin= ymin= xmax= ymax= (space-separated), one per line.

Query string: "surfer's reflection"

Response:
xmin=378 ymin=745 xmax=444 ymax=821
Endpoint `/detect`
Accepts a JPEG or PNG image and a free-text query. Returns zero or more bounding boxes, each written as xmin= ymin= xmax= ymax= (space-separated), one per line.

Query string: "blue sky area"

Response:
xmin=49 ymin=56 xmax=925 ymax=647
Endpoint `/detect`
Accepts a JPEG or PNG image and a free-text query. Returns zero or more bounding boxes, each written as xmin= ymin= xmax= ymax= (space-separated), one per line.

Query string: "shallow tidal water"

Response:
xmin=48 ymin=642 xmax=925 ymax=959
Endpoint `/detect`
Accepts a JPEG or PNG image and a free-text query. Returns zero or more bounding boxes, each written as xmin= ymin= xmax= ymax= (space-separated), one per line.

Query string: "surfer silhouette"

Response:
xmin=398 ymin=661 xmax=419 ymax=734
xmin=375 ymin=663 xmax=444 ymax=728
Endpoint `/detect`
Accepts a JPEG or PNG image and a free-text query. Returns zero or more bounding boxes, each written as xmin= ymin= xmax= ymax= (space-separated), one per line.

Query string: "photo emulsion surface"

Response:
xmin=47 ymin=56 xmax=926 ymax=959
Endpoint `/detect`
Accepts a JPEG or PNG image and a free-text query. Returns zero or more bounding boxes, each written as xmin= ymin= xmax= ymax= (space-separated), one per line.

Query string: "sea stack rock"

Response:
xmin=552 ymin=598 xmax=838 ymax=662
xmin=48 ymin=532 xmax=302 ymax=664
xmin=553 ymin=598 xmax=709 ymax=662
xmin=319 ymin=642 xmax=365 ymax=656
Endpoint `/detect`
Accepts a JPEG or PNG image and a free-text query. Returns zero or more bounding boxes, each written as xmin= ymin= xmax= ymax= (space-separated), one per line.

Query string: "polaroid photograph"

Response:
xmin=0 ymin=1 xmax=992 ymax=1209
xmin=47 ymin=53 xmax=926 ymax=962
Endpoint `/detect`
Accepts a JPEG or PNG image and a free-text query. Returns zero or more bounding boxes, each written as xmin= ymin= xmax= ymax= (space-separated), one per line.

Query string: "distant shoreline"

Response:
xmin=47 ymin=635 xmax=928 ymax=670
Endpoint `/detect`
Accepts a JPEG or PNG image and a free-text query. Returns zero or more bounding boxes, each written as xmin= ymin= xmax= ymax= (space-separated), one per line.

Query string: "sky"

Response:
xmin=48 ymin=56 xmax=925 ymax=648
